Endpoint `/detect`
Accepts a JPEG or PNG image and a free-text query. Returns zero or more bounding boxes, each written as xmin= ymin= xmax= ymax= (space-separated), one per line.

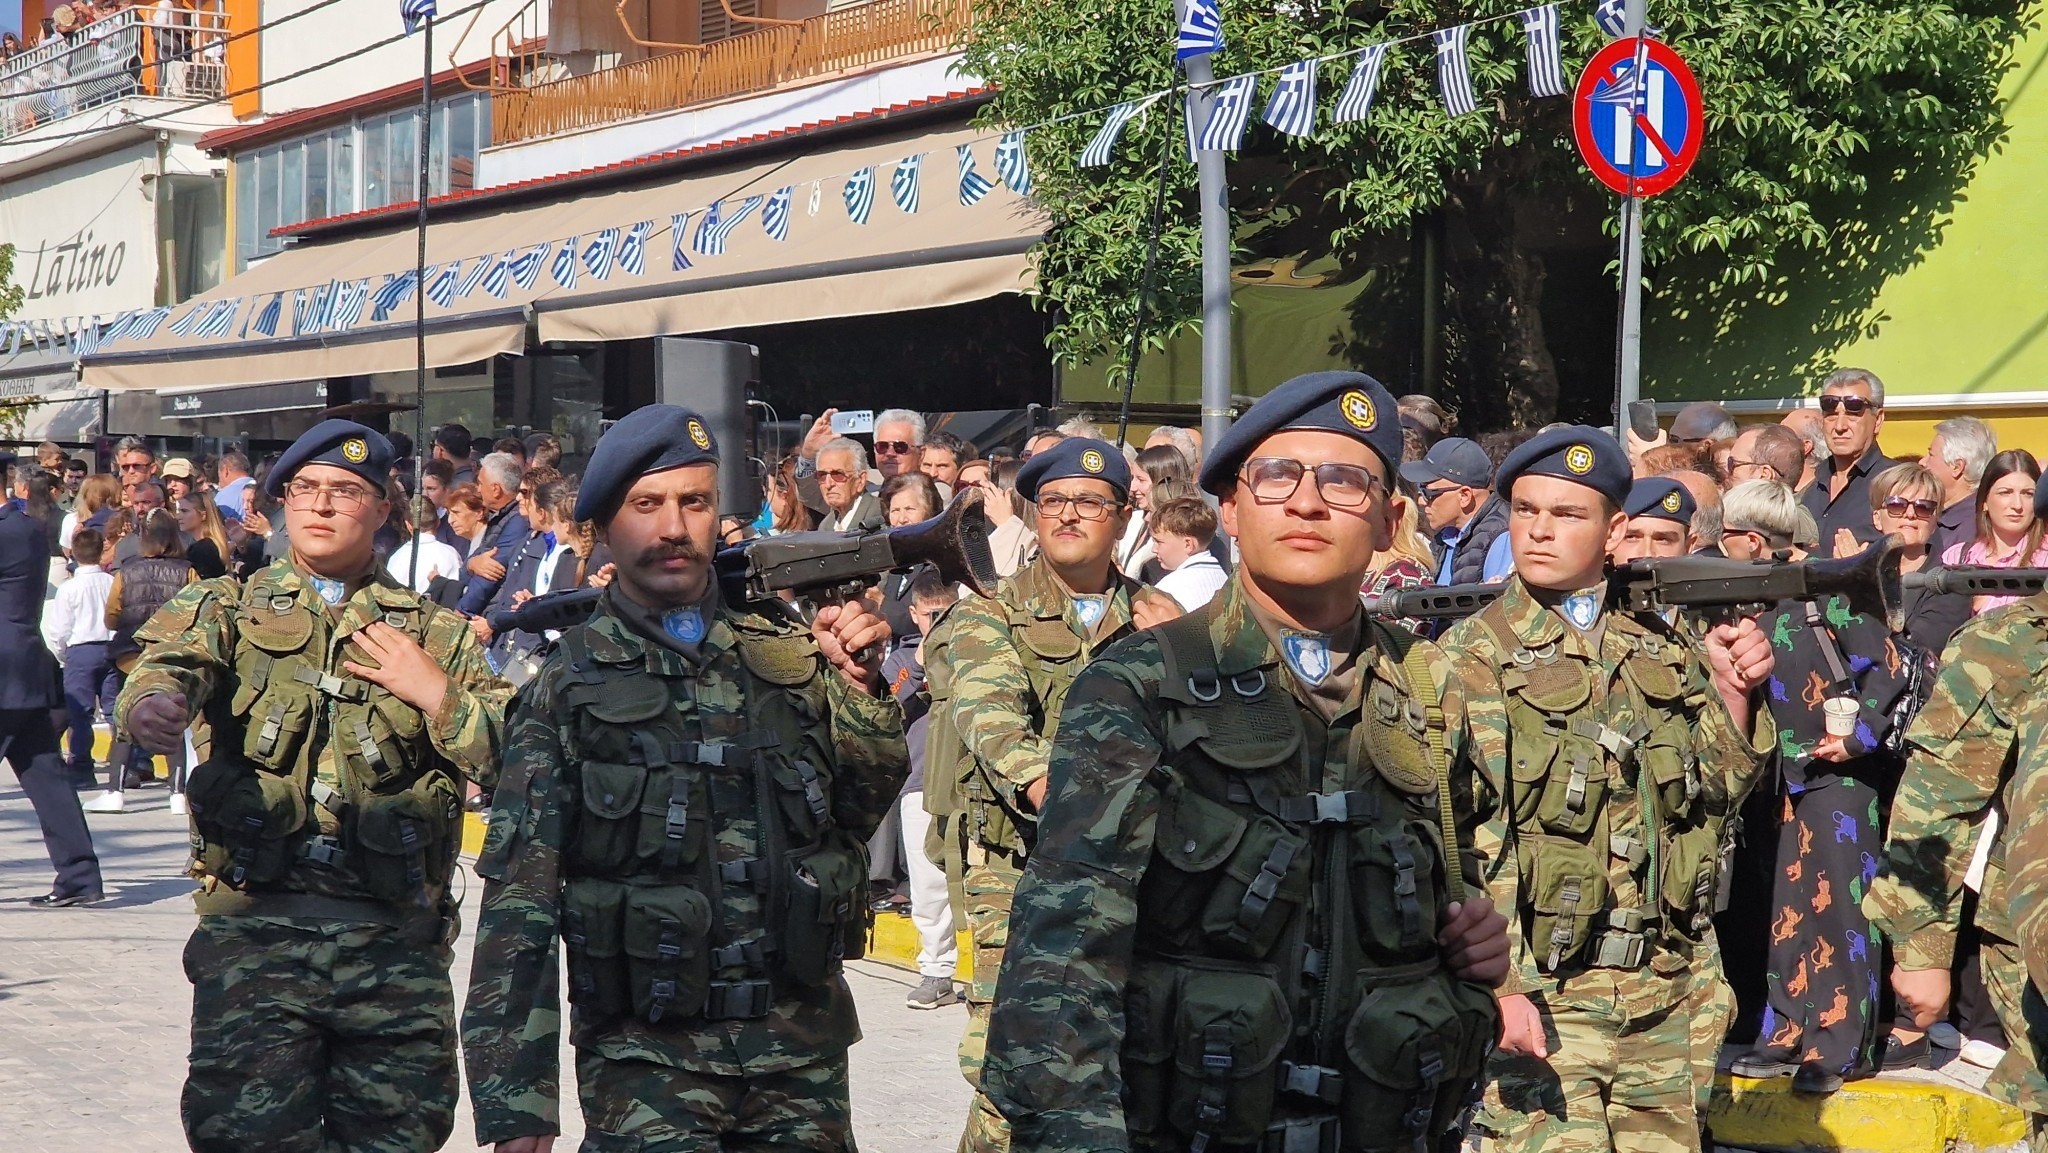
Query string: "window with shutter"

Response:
xmin=698 ymin=0 xmax=760 ymax=43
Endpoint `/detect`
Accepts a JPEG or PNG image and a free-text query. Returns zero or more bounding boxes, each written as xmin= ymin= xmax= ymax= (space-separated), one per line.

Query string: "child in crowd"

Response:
xmin=1148 ymin=496 xmax=1228 ymax=611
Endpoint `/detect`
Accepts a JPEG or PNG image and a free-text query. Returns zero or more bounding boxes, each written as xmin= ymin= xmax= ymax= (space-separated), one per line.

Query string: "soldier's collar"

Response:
xmin=1500 ymin=577 xmax=1568 ymax=648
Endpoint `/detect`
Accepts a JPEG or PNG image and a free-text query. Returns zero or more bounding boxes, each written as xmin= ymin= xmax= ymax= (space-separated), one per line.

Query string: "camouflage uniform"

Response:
xmin=1446 ymin=578 xmax=1768 ymax=1153
xmin=114 ymin=561 xmax=508 ymax=1153
xmin=982 ymin=575 xmax=1498 ymax=1153
xmin=1864 ymin=596 xmax=2048 ymax=1136
xmin=461 ymin=588 xmax=906 ymax=1150
xmin=923 ymin=556 xmax=1149 ymax=1153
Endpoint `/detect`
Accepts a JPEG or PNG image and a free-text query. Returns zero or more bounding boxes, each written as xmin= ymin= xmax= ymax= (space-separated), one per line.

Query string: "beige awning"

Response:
xmin=81 ymin=122 xmax=1041 ymax=392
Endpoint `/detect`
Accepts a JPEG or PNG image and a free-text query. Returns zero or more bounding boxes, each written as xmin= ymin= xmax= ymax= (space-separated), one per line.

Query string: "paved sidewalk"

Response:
xmin=0 ymin=780 xmax=971 ymax=1152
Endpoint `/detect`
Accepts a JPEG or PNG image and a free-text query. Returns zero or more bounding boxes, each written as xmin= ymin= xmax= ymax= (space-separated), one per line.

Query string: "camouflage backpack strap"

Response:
xmin=1367 ymin=621 xmax=1466 ymax=906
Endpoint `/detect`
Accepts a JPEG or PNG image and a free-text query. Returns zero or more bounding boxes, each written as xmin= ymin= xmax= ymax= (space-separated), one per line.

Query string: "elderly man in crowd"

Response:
xmin=455 ymin=452 xmax=528 ymax=617
xmin=1801 ymin=369 xmax=1895 ymax=555
xmin=818 ymin=437 xmax=885 ymax=533
xmin=1921 ymin=416 xmax=1996 ymax=554
xmin=873 ymin=409 xmax=926 ymax=480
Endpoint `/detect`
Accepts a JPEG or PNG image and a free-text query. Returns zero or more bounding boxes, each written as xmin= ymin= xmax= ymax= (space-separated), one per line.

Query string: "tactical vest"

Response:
xmin=1120 ymin=611 xmax=1497 ymax=1153
xmin=182 ymin=577 xmax=461 ymax=909
xmin=547 ymin=615 xmax=870 ymax=1031
xmin=1473 ymin=601 xmax=1725 ymax=974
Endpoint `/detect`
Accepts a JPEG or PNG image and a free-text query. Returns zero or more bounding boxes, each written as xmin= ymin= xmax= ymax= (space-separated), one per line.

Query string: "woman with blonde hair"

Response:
xmin=175 ymin=492 xmax=232 ymax=578
xmin=1363 ymin=483 xmax=1437 ymax=628
xmin=62 ymin=472 xmax=123 ymax=544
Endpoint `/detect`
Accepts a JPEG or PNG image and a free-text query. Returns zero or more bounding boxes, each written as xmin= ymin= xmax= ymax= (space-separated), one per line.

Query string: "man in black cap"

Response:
xmin=984 ymin=372 xmax=1510 ymax=1153
xmin=1403 ymin=435 xmax=1506 ymax=587
xmin=1613 ymin=477 xmax=1699 ymax=564
xmin=1443 ymin=426 xmax=1775 ymax=1153
xmin=0 ymin=449 xmax=104 ymax=907
xmin=462 ymin=404 xmax=910 ymax=1152
xmin=115 ymin=418 xmax=511 ymax=1153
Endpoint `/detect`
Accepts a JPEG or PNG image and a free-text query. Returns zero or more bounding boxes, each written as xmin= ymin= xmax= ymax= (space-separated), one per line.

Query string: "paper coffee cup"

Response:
xmin=1823 ymin=697 xmax=1858 ymax=738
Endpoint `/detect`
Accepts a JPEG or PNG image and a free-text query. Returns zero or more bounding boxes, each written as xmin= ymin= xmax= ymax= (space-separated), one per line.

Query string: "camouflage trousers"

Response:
xmin=1476 ymin=962 xmax=1703 ymax=1153
xmin=1684 ymin=934 xmax=1736 ymax=1122
xmin=574 ymin=1049 xmax=853 ymax=1152
xmin=183 ymin=915 xmax=457 ymax=1153
xmin=958 ymin=853 xmax=1022 ymax=1153
xmin=1978 ymin=936 xmax=2048 ymax=1121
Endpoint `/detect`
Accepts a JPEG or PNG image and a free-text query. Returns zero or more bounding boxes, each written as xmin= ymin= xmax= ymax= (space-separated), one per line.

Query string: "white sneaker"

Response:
xmin=1960 ymin=1039 xmax=2008 ymax=1069
xmin=168 ymin=794 xmax=188 ymax=816
xmin=81 ymin=791 xmax=125 ymax=814
xmin=1928 ymin=1022 xmax=1965 ymax=1050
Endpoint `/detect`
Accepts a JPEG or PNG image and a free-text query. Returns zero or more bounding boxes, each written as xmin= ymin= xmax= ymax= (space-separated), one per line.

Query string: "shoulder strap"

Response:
xmin=1803 ymin=601 xmax=1856 ymax=695
xmin=1369 ymin=621 xmax=1466 ymax=905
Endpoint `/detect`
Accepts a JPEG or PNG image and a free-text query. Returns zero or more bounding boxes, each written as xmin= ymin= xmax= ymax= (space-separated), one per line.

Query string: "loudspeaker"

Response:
xmin=653 ymin=337 xmax=760 ymax=519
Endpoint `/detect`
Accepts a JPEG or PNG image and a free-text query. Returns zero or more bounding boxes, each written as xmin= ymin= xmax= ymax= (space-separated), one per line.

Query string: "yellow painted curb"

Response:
xmin=462 ymin=810 xmax=487 ymax=859
xmin=1710 ymin=1071 xmax=2026 ymax=1153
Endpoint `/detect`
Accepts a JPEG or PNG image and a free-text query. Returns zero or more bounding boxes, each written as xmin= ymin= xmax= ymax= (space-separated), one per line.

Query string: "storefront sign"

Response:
xmin=0 ymin=142 xmax=161 ymax=321
xmin=161 ymin=379 xmax=328 ymax=420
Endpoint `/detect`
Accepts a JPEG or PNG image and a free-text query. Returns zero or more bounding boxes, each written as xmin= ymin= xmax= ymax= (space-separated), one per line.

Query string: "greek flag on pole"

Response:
xmin=671 ymin=213 xmax=694 ymax=271
xmin=1333 ymin=44 xmax=1389 ymax=124
xmin=583 ymin=229 xmax=620 ymax=280
xmin=426 ymin=261 xmax=460 ymax=307
xmin=844 ymin=168 xmax=877 ymax=224
xmin=1176 ymin=0 xmax=1222 ymax=61
xmin=456 ymin=254 xmax=491 ymax=298
xmin=763 ymin=187 xmax=794 ymax=240
xmin=696 ymin=197 xmax=762 ymax=256
xmin=1196 ymin=73 xmax=1258 ymax=151
xmin=332 ymin=279 xmax=370 ymax=329
xmin=891 ymin=155 xmax=922 ymax=214
xmin=508 ymin=243 xmax=550 ymax=291
xmin=252 ymin=294 xmax=283 ymax=337
xmin=1080 ymin=99 xmax=1146 ymax=168
xmin=957 ymin=146 xmax=994 ymax=206
xmin=371 ymin=271 xmax=419 ymax=322
xmin=995 ymin=130 xmax=1030 ymax=194
xmin=552 ymin=239 xmax=580 ymax=289
xmin=1594 ymin=0 xmax=1627 ymax=38
xmin=618 ymin=220 xmax=652 ymax=274
xmin=1434 ymin=25 xmax=1478 ymax=118
xmin=1520 ymin=5 xmax=1567 ymax=97
xmin=1262 ymin=59 xmax=1317 ymax=137
xmin=400 ymin=0 xmax=436 ymax=34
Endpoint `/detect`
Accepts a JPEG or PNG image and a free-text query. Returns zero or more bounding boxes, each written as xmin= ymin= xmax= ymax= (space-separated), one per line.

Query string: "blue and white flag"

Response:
xmin=507 ymin=243 xmax=550 ymax=291
xmin=426 ymin=260 xmax=460 ymax=307
xmin=1261 ymin=59 xmax=1318 ymax=137
xmin=1594 ymin=0 xmax=1627 ymax=38
xmin=196 ymin=298 xmax=241 ymax=339
xmin=891 ymin=155 xmax=923 ymax=214
xmin=1332 ymin=43 xmax=1389 ymax=124
xmin=763 ymin=187 xmax=794 ymax=240
xmin=1195 ymin=73 xmax=1259 ymax=152
xmin=289 ymin=289 xmax=313 ymax=335
xmin=581 ymin=228 xmax=620 ymax=280
xmin=332 ymin=279 xmax=370 ymax=329
xmin=956 ymin=145 xmax=994 ymax=206
xmin=481 ymin=251 xmax=513 ymax=298
xmin=1175 ymin=0 xmax=1222 ymax=61
xmin=671 ymin=213 xmax=694 ymax=271
xmin=696 ymin=196 xmax=762 ymax=256
xmin=844 ymin=168 xmax=877 ymax=224
xmin=551 ymin=239 xmax=580 ymax=289
xmin=1591 ymin=36 xmax=1652 ymax=110
xmin=995 ymin=130 xmax=1031 ymax=195
xmin=455 ymin=254 xmax=491 ymax=298
xmin=2 ymin=324 xmax=17 ymax=357
xmin=168 ymin=300 xmax=212 ymax=337
xmin=1434 ymin=25 xmax=1478 ymax=118
xmin=1520 ymin=4 xmax=1567 ymax=98
xmin=370 ymin=270 xmax=420 ymax=322
xmin=1080 ymin=99 xmax=1148 ymax=167
xmin=251 ymin=294 xmax=283 ymax=337
xmin=618 ymin=220 xmax=652 ymax=274
xmin=400 ymin=0 xmax=436 ymax=34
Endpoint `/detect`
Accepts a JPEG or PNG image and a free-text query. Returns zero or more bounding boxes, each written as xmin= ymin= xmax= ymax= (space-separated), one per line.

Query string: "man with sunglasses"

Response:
xmin=1801 ymin=369 xmax=1899 ymax=556
xmin=113 ymin=435 xmax=157 ymax=489
xmin=926 ymin=436 xmax=1182 ymax=1153
xmin=873 ymin=408 xmax=926 ymax=480
xmin=1403 ymin=436 xmax=1505 ymax=588
xmin=983 ymin=374 xmax=1511 ymax=1153
xmin=115 ymin=419 xmax=510 ymax=1153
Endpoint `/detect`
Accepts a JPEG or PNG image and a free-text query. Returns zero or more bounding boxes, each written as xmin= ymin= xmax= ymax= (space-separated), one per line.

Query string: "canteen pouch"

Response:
xmin=1341 ymin=967 xmax=1496 ymax=1153
xmin=1351 ymin=822 xmax=1445 ymax=966
xmin=1119 ymin=962 xmax=1179 ymax=1139
xmin=561 ymin=879 xmax=631 ymax=1020
xmin=1526 ymin=836 xmax=1611 ymax=972
xmin=777 ymin=840 xmax=870 ymax=987
xmin=1660 ymin=823 xmax=1721 ymax=939
xmin=1167 ymin=966 xmax=1292 ymax=1147
xmin=574 ymin=762 xmax=649 ymax=873
xmin=185 ymin=759 xmax=308 ymax=888
xmin=623 ymin=884 xmax=713 ymax=1024
xmin=351 ymin=772 xmax=460 ymax=904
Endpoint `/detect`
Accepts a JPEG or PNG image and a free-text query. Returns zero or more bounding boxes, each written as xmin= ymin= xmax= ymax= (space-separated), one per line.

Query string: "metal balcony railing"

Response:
xmin=0 ymin=4 xmax=229 ymax=140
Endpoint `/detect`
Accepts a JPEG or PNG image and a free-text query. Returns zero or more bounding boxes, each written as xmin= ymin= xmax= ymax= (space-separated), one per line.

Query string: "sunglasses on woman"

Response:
xmin=1880 ymin=497 xmax=1938 ymax=518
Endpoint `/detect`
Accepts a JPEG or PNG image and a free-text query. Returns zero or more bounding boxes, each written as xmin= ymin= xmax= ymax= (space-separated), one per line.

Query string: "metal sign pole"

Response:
xmin=1176 ymin=24 xmax=1233 ymax=453
xmin=409 ymin=14 xmax=432 ymax=588
xmin=1613 ymin=0 xmax=1648 ymax=433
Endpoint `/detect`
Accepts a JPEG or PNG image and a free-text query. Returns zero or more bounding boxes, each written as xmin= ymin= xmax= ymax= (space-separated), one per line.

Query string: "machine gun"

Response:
xmin=1901 ymin=567 xmax=2048 ymax=598
xmin=716 ymin=486 xmax=1000 ymax=608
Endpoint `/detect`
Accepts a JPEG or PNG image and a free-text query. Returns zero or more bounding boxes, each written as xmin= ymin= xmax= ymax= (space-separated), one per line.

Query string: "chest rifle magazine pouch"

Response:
xmin=185 ymin=758 xmax=308 ymax=888
xmin=623 ymin=883 xmax=714 ymax=1024
xmin=1166 ymin=965 xmax=1293 ymax=1149
xmin=1341 ymin=967 xmax=1497 ymax=1153
xmin=561 ymin=878 xmax=631 ymax=1021
xmin=776 ymin=838 xmax=870 ymax=987
xmin=1525 ymin=835 xmax=1612 ymax=972
xmin=352 ymin=771 xmax=460 ymax=905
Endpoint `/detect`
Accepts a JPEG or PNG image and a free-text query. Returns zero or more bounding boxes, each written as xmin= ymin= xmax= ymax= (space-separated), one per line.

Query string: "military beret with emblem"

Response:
xmin=574 ymin=403 xmax=721 ymax=524
xmin=1493 ymin=425 xmax=1632 ymax=507
xmin=1199 ymin=371 xmax=1404 ymax=497
xmin=1625 ymin=477 xmax=1696 ymax=525
xmin=1016 ymin=436 xmax=1131 ymax=502
xmin=264 ymin=418 xmax=394 ymax=498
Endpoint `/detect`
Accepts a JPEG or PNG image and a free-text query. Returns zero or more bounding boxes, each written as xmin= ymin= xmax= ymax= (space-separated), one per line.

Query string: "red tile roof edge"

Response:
xmin=198 ymin=58 xmax=499 ymax=155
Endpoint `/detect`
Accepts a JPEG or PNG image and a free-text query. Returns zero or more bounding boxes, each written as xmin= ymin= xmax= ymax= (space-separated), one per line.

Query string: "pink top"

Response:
xmin=1939 ymin=537 xmax=2048 ymax=610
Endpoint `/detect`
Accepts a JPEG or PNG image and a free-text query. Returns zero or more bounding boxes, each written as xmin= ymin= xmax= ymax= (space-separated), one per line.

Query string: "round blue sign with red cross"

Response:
xmin=1573 ymin=37 xmax=1704 ymax=197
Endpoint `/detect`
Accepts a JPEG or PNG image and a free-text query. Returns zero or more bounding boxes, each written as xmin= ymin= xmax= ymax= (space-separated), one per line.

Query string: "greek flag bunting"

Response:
xmin=167 ymin=300 xmax=211 ymax=337
xmin=400 ymin=0 xmax=436 ymax=34
xmin=671 ymin=213 xmax=694 ymax=271
xmin=582 ymin=228 xmax=621 ymax=279
xmin=763 ymin=187 xmax=794 ymax=240
xmin=196 ymin=299 xmax=241 ymax=339
xmin=551 ymin=239 xmax=580 ymax=289
xmin=1175 ymin=0 xmax=1222 ymax=61
xmin=1520 ymin=4 xmax=1567 ymax=98
xmin=332 ymin=279 xmax=370 ymax=329
xmin=1332 ymin=43 xmax=1389 ymax=124
xmin=696 ymin=197 xmax=762 ymax=256
xmin=1434 ymin=25 xmax=1478 ymax=118
xmin=370 ymin=271 xmax=420 ymax=322
xmin=619 ymin=220 xmax=652 ymax=274
xmin=508 ymin=243 xmax=550 ymax=291
xmin=1594 ymin=0 xmax=1627 ymax=38
xmin=481 ymin=251 xmax=513 ymax=298
xmin=427 ymin=261 xmax=460 ymax=307
xmin=2 ymin=324 xmax=16 ymax=356
xmin=1080 ymin=99 xmax=1148 ymax=168
xmin=456 ymin=254 xmax=491 ymax=298
xmin=844 ymin=168 xmax=877 ymax=224
xmin=891 ymin=155 xmax=922 ymax=214
xmin=129 ymin=306 xmax=173 ymax=341
xmin=995 ymin=130 xmax=1030 ymax=195
xmin=251 ymin=294 xmax=283 ymax=337
xmin=956 ymin=146 xmax=994 ymax=206
xmin=1261 ymin=59 xmax=1317 ymax=138
xmin=1591 ymin=36 xmax=1651 ymax=110
xmin=1195 ymin=73 xmax=1259 ymax=152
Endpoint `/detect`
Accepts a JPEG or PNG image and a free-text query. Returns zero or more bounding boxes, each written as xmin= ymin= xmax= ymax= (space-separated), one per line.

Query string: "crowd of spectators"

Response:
xmin=2 ymin=0 xmax=222 ymax=135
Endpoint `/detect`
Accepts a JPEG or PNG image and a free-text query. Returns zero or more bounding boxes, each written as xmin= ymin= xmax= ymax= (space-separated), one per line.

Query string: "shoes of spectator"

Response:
xmin=1960 ymin=1039 xmax=2008 ymax=1069
xmin=1790 ymin=1062 xmax=1845 ymax=1095
xmin=67 ymin=772 xmax=100 ymax=791
xmin=168 ymin=793 xmax=188 ymax=817
xmin=81 ymin=791 xmax=125 ymax=814
xmin=1928 ymin=1022 xmax=1965 ymax=1050
xmin=1729 ymin=1051 xmax=1799 ymax=1079
xmin=906 ymin=976 xmax=960 ymax=1010
xmin=28 ymin=890 xmax=104 ymax=908
xmin=1882 ymin=1030 xmax=1931 ymax=1070
xmin=124 ymin=768 xmax=155 ymax=789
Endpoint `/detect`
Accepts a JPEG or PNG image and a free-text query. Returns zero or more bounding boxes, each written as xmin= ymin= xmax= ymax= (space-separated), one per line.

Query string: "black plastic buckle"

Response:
xmin=705 ymin=978 xmax=774 ymax=1020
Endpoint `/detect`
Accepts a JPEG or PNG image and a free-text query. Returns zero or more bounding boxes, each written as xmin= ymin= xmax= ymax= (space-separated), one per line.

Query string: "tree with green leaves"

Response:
xmin=0 ymin=243 xmax=24 ymax=443
xmin=962 ymin=0 xmax=2032 ymax=429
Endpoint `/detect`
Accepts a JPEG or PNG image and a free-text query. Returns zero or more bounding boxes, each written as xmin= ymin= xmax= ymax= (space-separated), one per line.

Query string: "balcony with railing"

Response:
xmin=0 ymin=3 xmax=229 ymax=141
xmin=473 ymin=0 xmax=972 ymax=148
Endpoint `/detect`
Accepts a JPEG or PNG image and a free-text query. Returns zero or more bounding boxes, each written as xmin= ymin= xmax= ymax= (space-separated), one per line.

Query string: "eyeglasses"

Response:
xmin=1035 ymin=494 xmax=1123 ymax=521
xmin=283 ymin=479 xmax=378 ymax=513
xmin=1239 ymin=457 xmax=1383 ymax=509
xmin=117 ymin=461 xmax=152 ymax=472
xmin=874 ymin=441 xmax=915 ymax=456
xmin=1818 ymin=395 xmax=1876 ymax=417
xmin=1880 ymin=496 xmax=1939 ymax=518
xmin=815 ymin=469 xmax=858 ymax=484
xmin=1417 ymin=484 xmax=1461 ymax=503
xmin=1727 ymin=458 xmax=1778 ymax=478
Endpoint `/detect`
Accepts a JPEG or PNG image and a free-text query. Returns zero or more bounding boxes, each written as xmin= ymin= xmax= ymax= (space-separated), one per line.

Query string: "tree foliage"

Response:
xmin=0 ymin=244 xmax=23 ymax=442
xmin=962 ymin=0 xmax=2033 ymax=426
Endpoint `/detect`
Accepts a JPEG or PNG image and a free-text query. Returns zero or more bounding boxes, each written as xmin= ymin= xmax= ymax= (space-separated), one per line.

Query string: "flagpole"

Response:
xmin=1613 ymin=0 xmax=1647 ymax=433
xmin=1176 ymin=0 xmax=1233 ymax=455
xmin=409 ymin=9 xmax=432 ymax=588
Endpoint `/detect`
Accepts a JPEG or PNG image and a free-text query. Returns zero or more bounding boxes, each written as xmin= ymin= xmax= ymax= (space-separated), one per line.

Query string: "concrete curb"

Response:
xmin=1709 ymin=1069 xmax=2026 ymax=1153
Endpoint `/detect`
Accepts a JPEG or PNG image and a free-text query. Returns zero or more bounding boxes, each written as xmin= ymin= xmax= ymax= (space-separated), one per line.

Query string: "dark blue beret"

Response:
xmin=265 ymin=419 xmax=392 ymax=497
xmin=574 ymin=404 xmax=721 ymax=523
xmin=1494 ymin=426 xmax=1631 ymax=507
xmin=1625 ymin=477 xmax=1696 ymax=525
xmin=1016 ymin=437 xmax=1130 ymax=501
xmin=1199 ymin=371 xmax=1403 ymax=496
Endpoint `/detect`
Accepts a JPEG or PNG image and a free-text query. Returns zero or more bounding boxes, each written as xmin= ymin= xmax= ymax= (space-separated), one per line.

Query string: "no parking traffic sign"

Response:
xmin=1573 ymin=37 xmax=1703 ymax=197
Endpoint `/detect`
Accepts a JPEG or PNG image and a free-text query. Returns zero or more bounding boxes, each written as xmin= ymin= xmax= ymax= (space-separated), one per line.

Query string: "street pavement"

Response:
xmin=0 ymin=778 xmax=971 ymax=1152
